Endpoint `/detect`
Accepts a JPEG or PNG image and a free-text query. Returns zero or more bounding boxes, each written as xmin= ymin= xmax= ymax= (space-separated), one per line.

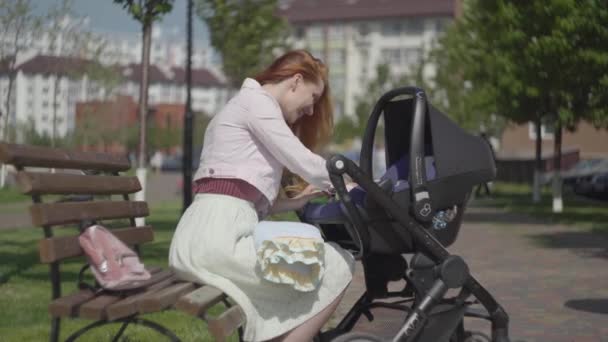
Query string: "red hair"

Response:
xmin=254 ymin=50 xmax=334 ymax=196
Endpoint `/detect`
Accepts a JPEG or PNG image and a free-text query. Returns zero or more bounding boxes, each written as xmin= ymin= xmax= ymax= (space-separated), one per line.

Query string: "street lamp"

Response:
xmin=182 ymin=0 xmax=194 ymax=211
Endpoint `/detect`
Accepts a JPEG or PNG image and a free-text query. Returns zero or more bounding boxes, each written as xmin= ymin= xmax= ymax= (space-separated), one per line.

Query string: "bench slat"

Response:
xmin=17 ymin=171 xmax=141 ymax=195
xmin=175 ymin=285 xmax=226 ymax=317
xmin=79 ymin=294 xmax=123 ymax=320
xmin=50 ymin=267 xmax=166 ymax=320
xmin=106 ymin=273 xmax=177 ymax=321
xmin=30 ymin=201 xmax=149 ymax=226
xmin=208 ymin=305 xmax=246 ymax=342
xmin=0 ymin=143 xmax=130 ymax=172
xmin=49 ymin=289 xmax=96 ymax=318
xmin=138 ymin=282 xmax=197 ymax=314
xmin=39 ymin=226 xmax=154 ymax=263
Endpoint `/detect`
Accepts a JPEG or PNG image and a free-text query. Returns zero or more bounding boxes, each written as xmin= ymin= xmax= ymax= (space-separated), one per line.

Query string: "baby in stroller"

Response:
xmin=299 ymin=87 xmax=511 ymax=342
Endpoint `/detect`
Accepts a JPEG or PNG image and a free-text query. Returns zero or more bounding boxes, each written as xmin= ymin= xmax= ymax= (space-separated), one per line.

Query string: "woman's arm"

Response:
xmin=268 ymin=185 xmax=328 ymax=215
xmin=245 ymin=96 xmax=332 ymax=190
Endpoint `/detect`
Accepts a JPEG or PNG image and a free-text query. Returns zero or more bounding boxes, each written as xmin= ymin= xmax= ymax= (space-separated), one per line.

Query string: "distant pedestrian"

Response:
xmin=150 ymin=151 xmax=164 ymax=173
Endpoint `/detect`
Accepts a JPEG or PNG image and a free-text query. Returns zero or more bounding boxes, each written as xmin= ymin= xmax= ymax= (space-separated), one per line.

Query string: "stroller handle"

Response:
xmin=359 ymin=86 xmax=434 ymax=223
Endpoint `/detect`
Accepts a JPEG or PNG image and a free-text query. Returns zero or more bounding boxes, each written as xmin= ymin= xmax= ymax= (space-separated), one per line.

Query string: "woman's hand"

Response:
xmin=292 ymin=184 xmax=328 ymax=210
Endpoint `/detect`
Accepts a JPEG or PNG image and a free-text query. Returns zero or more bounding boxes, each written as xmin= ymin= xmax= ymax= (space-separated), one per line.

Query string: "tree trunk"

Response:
xmin=138 ymin=22 xmax=152 ymax=169
xmin=532 ymin=117 xmax=542 ymax=203
xmin=135 ymin=20 xmax=153 ymax=226
xmin=52 ymin=76 xmax=60 ymax=148
xmin=0 ymin=72 xmax=16 ymax=189
xmin=552 ymin=121 xmax=563 ymax=213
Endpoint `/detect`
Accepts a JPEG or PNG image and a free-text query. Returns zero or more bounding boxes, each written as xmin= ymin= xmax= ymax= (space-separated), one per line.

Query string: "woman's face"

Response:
xmin=280 ymin=74 xmax=324 ymax=125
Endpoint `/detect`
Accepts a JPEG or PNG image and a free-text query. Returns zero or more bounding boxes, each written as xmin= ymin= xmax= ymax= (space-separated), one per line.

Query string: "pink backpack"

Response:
xmin=79 ymin=224 xmax=151 ymax=291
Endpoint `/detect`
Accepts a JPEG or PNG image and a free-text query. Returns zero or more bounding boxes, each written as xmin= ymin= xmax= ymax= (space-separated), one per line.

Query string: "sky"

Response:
xmin=33 ymin=0 xmax=209 ymax=43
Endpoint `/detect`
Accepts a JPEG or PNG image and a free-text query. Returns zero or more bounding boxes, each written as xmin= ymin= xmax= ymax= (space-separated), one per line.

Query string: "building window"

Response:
xmin=435 ymin=18 xmax=451 ymax=32
xmin=382 ymin=21 xmax=401 ymax=36
xmin=295 ymin=26 xmax=305 ymax=39
xmin=403 ymin=48 xmax=422 ymax=65
xmin=310 ymin=49 xmax=323 ymax=60
xmin=307 ymin=26 xmax=322 ymax=40
xmin=329 ymin=49 xmax=346 ymax=65
xmin=329 ymin=25 xmax=345 ymax=40
xmin=528 ymin=121 xmax=555 ymax=140
xmin=358 ymin=23 xmax=370 ymax=36
xmin=404 ymin=19 xmax=425 ymax=35
xmin=381 ymin=48 xmax=401 ymax=65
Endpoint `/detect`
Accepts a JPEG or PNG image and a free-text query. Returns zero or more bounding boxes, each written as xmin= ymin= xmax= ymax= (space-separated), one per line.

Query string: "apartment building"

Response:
xmin=279 ymin=0 xmax=457 ymax=118
xmin=0 ymin=55 xmax=226 ymax=139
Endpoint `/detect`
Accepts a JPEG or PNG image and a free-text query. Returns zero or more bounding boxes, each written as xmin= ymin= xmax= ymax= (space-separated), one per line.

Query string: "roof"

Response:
xmin=18 ymin=55 xmax=98 ymax=77
xmin=11 ymin=55 xmax=224 ymax=88
xmin=118 ymin=63 xmax=171 ymax=84
xmin=278 ymin=0 xmax=456 ymax=23
xmin=170 ymin=67 xmax=224 ymax=87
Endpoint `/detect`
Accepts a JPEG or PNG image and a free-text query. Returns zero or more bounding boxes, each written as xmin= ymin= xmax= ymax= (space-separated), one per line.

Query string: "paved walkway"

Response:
xmin=2 ymin=174 xmax=607 ymax=341
xmin=333 ymin=207 xmax=608 ymax=342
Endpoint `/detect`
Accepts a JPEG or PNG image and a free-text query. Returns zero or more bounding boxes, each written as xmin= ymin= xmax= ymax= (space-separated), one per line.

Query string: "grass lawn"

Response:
xmin=0 ymin=186 xmax=28 ymax=204
xmin=0 ymin=201 xmax=238 ymax=342
xmin=472 ymin=182 xmax=608 ymax=234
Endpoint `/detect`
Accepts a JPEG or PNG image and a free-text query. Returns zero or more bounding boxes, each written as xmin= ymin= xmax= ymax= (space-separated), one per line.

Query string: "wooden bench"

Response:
xmin=0 ymin=142 xmax=245 ymax=342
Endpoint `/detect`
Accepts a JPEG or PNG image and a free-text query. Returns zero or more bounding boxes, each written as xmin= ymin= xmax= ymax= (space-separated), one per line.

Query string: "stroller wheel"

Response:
xmin=463 ymin=331 xmax=491 ymax=342
xmin=331 ymin=332 xmax=384 ymax=342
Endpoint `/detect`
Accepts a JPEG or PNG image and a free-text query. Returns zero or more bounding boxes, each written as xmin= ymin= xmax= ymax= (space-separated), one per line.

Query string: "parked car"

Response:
xmin=573 ymin=172 xmax=608 ymax=200
xmin=562 ymin=158 xmax=608 ymax=186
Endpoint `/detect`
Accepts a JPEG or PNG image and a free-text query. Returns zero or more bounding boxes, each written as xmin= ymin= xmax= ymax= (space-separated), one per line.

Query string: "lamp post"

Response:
xmin=183 ymin=0 xmax=194 ymax=211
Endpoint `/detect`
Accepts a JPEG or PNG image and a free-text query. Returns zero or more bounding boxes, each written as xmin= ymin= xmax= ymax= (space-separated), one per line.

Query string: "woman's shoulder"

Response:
xmin=237 ymin=87 xmax=282 ymax=119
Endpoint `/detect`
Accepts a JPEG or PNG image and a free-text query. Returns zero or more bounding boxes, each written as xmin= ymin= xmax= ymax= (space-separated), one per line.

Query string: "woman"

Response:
xmin=169 ymin=50 xmax=355 ymax=341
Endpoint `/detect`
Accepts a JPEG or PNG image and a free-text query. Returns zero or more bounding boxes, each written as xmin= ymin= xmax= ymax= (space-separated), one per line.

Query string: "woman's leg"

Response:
xmin=271 ymin=288 xmax=348 ymax=342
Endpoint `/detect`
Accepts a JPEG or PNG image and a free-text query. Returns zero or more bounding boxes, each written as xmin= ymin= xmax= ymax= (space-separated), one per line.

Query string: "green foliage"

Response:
xmin=432 ymin=0 xmax=608 ymax=130
xmin=196 ymin=0 xmax=291 ymax=88
xmin=113 ymin=0 xmax=174 ymax=25
xmin=17 ymin=118 xmax=72 ymax=148
xmin=333 ymin=64 xmax=394 ymax=144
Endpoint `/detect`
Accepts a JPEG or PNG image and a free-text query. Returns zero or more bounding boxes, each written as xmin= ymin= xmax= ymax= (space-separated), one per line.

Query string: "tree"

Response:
xmin=114 ymin=0 xmax=174 ymax=224
xmin=431 ymin=0 xmax=608 ymax=211
xmin=45 ymin=0 xmax=99 ymax=147
xmin=196 ymin=0 xmax=290 ymax=89
xmin=114 ymin=0 xmax=174 ymax=167
xmin=334 ymin=64 xmax=394 ymax=145
xmin=0 ymin=0 xmax=42 ymax=187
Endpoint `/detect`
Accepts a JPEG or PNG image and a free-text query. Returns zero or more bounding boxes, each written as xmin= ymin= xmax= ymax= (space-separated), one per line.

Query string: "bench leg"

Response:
xmin=50 ymin=317 xmax=60 ymax=342
xmin=63 ymin=317 xmax=181 ymax=342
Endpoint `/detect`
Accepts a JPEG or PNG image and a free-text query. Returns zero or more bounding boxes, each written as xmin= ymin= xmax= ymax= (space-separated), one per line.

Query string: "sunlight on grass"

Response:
xmin=0 ymin=201 xmax=238 ymax=342
xmin=0 ymin=187 xmax=28 ymax=204
xmin=472 ymin=182 xmax=608 ymax=234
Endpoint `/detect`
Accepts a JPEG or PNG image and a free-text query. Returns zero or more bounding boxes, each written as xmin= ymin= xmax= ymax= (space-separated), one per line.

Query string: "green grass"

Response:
xmin=0 ymin=186 xmax=28 ymax=204
xmin=0 ymin=201 xmax=238 ymax=342
xmin=472 ymin=182 xmax=608 ymax=234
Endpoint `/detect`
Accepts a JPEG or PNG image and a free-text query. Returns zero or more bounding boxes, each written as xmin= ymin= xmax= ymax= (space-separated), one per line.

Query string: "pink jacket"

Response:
xmin=193 ymin=78 xmax=331 ymax=204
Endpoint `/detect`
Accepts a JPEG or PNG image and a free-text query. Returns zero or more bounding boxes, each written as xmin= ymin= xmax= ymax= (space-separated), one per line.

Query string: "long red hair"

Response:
xmin=254 ymin=50 xmax=334 ymax=196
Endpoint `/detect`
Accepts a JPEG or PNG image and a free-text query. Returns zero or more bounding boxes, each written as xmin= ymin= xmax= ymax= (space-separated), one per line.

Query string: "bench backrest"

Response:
xmin=0 ymin=142 xmax=153 ymax=267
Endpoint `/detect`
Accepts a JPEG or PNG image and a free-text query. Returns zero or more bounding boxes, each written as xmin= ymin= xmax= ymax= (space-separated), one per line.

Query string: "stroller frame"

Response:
xmin=306 ymin=88 xmax=511 ymax=342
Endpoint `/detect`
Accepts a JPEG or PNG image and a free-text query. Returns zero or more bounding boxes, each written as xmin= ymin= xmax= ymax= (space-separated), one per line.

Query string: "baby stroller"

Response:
xmin=300 ymin=87 xmax=511 ymax=342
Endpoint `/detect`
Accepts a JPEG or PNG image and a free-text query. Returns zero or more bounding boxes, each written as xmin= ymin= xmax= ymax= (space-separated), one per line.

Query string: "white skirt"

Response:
xmin=169 ymin=194 xmax=355 ymax=341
